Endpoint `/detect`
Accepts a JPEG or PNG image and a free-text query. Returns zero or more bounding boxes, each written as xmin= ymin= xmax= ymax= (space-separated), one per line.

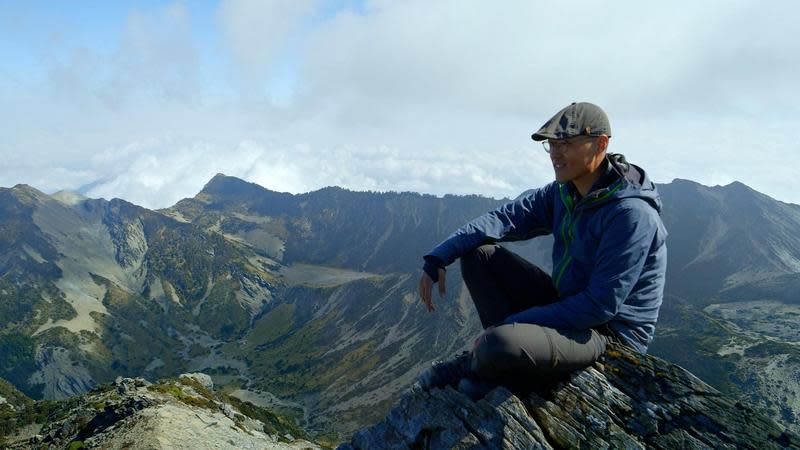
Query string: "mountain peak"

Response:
xmin=7 ymin=184 xmax=49 ymax=205
xmin=667 ymin=178 xmax=702 ymax=186
xmin=341 ymin=342 xmax=798 ymax=449
xmin=199 ymin=173 xmax=273 ymax=198
xmin=719 ymin=180 xmax=757 ymax=194
xmin=10 ymin=183 xmax=43 ymax=194
xmin=200 ymin=172 xmax=238 ymax=190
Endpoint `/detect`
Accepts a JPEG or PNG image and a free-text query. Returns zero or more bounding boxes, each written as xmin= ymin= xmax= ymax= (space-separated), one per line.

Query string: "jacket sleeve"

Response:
xmin=503 ymin=203 xmax=658 ymax=329
xmin=424 ymin=183 xmax=556 ymax=267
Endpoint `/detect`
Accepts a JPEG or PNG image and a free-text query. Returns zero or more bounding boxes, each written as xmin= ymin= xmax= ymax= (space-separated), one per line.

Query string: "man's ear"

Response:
xmin=596 ymin=134 xmax=609 ymax=152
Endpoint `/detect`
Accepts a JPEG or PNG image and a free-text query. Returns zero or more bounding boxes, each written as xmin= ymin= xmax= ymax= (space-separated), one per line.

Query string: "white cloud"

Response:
xmin=43 ymin=2 xmax=198 ymax=110
xmin=217 ymin=0 xmax=317 ymax=99
xmin=299 ymin=0 xmax=800 ymax=120
xmin=77 ymin=137 xmax=551 ymax=208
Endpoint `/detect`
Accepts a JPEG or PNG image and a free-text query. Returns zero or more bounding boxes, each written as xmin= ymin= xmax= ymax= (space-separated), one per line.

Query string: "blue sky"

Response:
xmin=1 ymin=0 xmax=799 ymax=208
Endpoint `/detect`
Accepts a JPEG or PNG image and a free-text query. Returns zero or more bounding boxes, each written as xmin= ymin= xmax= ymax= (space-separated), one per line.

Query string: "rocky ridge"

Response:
xmin=340 ymin=342 xmax=800 ymax=449
xmin=1 ymin=374 xmax=320 ymax=449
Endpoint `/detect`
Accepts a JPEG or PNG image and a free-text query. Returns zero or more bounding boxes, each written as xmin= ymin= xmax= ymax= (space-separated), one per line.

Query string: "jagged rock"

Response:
xmin=340 ymin=342 xmax=800 ymax=449
xmin=113 ymin=376 xmax=152 ymax=396
xmin=179 ymin=372 xmax=214 ymax=391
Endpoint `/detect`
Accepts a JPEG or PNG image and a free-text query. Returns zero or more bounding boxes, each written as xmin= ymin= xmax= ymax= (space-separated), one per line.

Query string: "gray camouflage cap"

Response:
xmin=531 ymin=102 xmax=611 ymax=141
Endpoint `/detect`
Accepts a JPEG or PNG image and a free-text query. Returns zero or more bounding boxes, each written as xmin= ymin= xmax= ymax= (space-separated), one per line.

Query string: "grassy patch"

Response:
xmin=91 ymin=274 xmax=134 ymax=308
xmin=223 ymin=395 xmax=309 ymax=441
xmin=188 ymin=343 xmax=210 ymax=358
xmin=246 ymin=312 xmax=336 ymax=395
xmin=148 ymin=380 xmax=215 ymax=410
xmin=197 ymin=280 xmax=251 ymax=340
xmin=744 ymin=341 xmax=799 ymax=358
xmin=317 ymin=339 xmax=381 ymax=389
xmin=245 ymin=304 xmax=295 ymax=348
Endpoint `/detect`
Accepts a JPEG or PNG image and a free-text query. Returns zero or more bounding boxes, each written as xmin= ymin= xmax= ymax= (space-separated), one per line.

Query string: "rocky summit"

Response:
xmin=339 ymin=342 xmax=800 ymax=449
xmin=1 ymin=374 xmax=321 ymax=449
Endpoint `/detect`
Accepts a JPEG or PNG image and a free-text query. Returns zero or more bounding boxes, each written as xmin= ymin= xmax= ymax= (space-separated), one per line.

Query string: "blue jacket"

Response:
xmin=425 ymin=154 xmax=667 ymax=353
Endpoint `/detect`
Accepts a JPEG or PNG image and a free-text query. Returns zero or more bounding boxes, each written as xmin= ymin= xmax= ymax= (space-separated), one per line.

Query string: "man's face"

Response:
xmin=546 ymin=136 xmax=602 ymax=184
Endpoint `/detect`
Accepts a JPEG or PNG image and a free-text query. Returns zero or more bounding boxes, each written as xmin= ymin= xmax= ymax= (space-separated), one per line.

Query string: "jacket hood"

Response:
xmin=571 ymin=153 xmax=662 ymax=214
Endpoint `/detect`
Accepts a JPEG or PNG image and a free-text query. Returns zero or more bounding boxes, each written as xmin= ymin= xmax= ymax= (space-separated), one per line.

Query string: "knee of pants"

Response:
xmin=460 ymin=244 xmax=499 ymax=270
xmin=472 ymin=325 xmax=546 ymax=377
xmin=466 ymin=244 xmax=499 ymax=261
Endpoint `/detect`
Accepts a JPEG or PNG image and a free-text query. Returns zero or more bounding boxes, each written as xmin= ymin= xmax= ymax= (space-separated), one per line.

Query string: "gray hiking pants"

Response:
xmin=460 ymin=244 xmax=616 ymax=385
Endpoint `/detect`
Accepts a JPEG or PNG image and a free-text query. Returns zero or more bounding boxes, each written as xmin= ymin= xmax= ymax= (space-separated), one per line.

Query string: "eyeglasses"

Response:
xmin=542 ymin=136 xmax=595 ymax=154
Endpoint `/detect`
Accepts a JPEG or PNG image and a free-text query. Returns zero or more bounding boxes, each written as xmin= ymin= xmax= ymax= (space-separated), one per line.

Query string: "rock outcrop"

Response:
xmin=340 ymin=342 xmax=800 ymax=449
xmin=2 ymin=375 xmax=320 ymax=450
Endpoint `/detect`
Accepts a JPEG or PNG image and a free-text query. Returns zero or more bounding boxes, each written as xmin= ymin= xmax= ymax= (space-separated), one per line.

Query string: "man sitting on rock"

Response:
xmin=416 ymin=102 xmax=667 ymax=397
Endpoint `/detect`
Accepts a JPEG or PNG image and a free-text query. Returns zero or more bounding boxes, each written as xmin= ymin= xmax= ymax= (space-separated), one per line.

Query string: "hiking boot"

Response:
xmin=457 ymin=377 xmax=498 ymax=401
xmin=413 ymin=351 xmax=472 ymax=392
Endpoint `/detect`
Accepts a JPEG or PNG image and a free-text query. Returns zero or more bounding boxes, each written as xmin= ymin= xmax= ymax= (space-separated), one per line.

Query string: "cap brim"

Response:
xmin=531 ymin=132 xmax=552 ymax=142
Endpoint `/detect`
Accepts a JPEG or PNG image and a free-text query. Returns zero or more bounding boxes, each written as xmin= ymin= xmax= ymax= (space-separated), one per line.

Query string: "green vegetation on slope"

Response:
xmin=0 ymin=378 xmax=63 ymax=444
xmin=0 ymin=334 xmax=37 ymax=394
xmin=649 ymin=300 xmax=743 ymax=396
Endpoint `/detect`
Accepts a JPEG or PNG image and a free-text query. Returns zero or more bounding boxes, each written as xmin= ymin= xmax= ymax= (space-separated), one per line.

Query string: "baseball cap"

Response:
xmin=531 ymin=102 xmax=612 ymax=141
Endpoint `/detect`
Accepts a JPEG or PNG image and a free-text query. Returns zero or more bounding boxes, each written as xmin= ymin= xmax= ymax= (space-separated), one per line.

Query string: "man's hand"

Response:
xmin=418 ymin=268 xmax=446 ymax=312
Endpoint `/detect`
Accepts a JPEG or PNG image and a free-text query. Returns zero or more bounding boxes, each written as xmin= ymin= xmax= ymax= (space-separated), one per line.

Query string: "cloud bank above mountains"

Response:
xmin=1 ymin=0 xmax=798 ymax=208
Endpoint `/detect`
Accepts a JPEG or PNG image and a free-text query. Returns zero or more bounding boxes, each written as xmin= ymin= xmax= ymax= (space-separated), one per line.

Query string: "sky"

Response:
xmin=1 ymin=0 xmax=799 ymax=209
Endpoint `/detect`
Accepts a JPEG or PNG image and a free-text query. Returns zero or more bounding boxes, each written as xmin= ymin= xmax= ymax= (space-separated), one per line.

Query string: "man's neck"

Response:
xmin=573 ymin=157 xmax=609 ymax=197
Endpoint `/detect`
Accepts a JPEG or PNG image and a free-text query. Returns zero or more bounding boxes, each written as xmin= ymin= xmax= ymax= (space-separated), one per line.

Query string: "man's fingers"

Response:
xmin=419 ymin=273 xmax=435 ymax=312
xmin=420 ymin=276 xmax=430 ymax=306
xmin=438 ymin=268 xmax=446 ymax=298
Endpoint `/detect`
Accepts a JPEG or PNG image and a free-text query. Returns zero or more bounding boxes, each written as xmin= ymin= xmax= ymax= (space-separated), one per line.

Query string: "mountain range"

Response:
xmin=1 ymin=174 xmax=800 ymax=439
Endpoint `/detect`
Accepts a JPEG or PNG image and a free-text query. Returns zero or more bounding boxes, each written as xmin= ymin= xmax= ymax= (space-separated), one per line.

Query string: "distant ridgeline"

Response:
xmin=1 ymin=174 xmax=800 ymax=438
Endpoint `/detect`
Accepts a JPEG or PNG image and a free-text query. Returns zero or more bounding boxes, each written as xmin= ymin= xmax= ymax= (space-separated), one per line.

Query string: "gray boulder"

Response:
xmin=178 ymin=372 xmax=214 ymax=391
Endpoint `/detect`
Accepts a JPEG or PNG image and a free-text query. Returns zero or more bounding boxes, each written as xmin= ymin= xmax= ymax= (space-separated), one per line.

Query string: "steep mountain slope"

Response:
xmin=652 ymin=179 xmax=800 ymax=431
xmin=0 ymin=182 xmax=491 ymax=437
xmin=227 ymin=268 xmax=480 ymax=434
xmin=0 ymin=185 xmax=277 ymax=402
xmin=659 ymin=179 xmax=800 ymax=301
